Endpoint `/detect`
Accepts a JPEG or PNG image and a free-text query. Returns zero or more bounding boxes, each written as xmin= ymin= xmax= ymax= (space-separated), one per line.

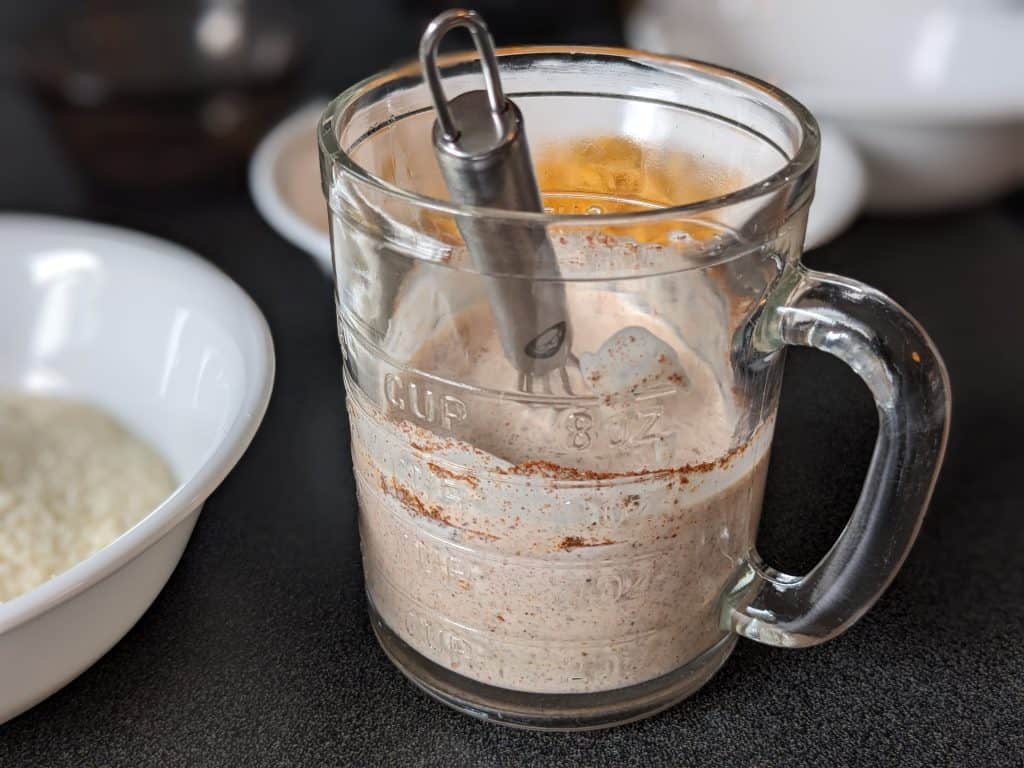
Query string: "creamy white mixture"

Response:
xmin=350 ymin=291 xmax=771 ymax=694
xmin=0 ymin=395 xmax=175 ymax=603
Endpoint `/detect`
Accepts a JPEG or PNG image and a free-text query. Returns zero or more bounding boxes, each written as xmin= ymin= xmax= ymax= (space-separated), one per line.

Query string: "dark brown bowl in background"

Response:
xmin=22 ymin=3 xmax=304 ymax=193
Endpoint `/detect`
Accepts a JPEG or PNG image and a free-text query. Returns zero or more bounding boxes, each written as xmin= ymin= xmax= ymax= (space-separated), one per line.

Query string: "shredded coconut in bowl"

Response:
xmin=0 ymin=394 xmax=176 ymax=603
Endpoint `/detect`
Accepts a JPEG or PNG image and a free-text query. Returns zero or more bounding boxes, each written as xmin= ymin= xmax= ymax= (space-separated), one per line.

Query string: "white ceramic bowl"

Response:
xmin=250 ymin=100 xmax=863 ymax=265
xmin=626 ymin=0 xmax=1024 ymax=211
xmin=0 ymin=214 xmax=275 ymax=724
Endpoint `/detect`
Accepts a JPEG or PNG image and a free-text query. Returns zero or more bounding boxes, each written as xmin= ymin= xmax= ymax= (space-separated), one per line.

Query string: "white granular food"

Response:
xmin=0 ymin=394 xmax=175 ymax=603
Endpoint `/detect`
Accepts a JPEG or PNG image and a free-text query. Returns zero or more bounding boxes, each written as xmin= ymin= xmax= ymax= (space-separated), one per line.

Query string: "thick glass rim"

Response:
xmin=318 ymin=45 xmax=820 ymax=225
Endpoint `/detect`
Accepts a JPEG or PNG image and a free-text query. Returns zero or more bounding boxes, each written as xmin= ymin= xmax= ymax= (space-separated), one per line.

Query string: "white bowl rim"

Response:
xmin=0 ymin=213 xmax=276 ymax=634
xmin=787 ymin=83 xmax=1024 ymax=123
xmin=248 ymin=99 xmax=333 ymax=272
xmin=625 ymin=4 xmax=1024 ymax=122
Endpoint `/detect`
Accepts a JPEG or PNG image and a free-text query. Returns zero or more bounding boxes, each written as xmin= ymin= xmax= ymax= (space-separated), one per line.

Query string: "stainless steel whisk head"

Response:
xmin=517 ymin=353 xmax=581 ymax=396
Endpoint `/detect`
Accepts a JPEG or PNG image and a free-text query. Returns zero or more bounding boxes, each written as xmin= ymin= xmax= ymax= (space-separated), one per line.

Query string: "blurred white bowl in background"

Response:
xmin=627 ymin=0 xmax=1024 ymax=211
xmin=0 ymin=215 xmax=274 ymax=724
xmin=811 ymin=121 xmax=867 ymax=246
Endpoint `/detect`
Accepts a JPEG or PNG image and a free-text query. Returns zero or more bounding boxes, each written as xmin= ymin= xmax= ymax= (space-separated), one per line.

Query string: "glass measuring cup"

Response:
xmin=318 ymin=47 xmax=950 ymax=730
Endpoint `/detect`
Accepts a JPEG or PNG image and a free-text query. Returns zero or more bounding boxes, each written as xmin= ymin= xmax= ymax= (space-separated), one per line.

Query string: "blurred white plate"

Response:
xmin=250 ymin=101 xmax=864 ymax=273
xmin=249 ymin=100 xmax=332 ymax=273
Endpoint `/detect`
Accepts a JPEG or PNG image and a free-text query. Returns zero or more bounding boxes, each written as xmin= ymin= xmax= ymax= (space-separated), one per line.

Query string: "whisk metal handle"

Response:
xmin=419 ymin=8 xmax=571 ymax=377
xmin=419 ymin=9 xmax=505 ymax=143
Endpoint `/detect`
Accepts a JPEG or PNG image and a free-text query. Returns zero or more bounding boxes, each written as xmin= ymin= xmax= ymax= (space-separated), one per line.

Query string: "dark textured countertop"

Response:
xmin=1 ymin=4 xmax=1022 ymax=766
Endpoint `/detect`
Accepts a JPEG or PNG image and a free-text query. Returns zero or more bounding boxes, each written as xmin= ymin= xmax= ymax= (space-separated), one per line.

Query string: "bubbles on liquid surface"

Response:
xmin=585 ymin=205 xmax=604 ymax=215
xmin=578 ymin=326 xmax=689 ymax=397
xmin=705 ymin=233 xmax=731 ymax=254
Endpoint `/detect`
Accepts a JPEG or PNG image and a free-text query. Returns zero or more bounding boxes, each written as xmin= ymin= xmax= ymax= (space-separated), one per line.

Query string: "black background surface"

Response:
xmin=1 ymin=2 xmax=1022 ymax=766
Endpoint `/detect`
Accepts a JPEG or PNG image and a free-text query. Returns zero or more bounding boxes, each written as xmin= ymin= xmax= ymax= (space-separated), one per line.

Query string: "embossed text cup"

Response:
xmin=319 ymin=47 xmax=950 ymax=730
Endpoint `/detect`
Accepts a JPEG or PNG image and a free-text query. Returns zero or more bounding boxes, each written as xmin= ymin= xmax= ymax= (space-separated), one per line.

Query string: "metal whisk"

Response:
xmin=419 ymin=8 xmax=578 ymax=395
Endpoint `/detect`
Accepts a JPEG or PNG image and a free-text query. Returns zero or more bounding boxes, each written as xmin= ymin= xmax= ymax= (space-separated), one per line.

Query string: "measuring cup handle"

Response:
xmin=724 ymin=265 xmax=951 ymax=647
